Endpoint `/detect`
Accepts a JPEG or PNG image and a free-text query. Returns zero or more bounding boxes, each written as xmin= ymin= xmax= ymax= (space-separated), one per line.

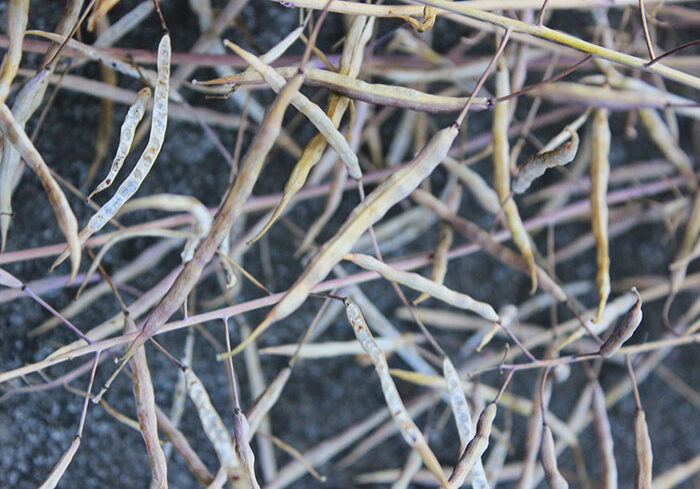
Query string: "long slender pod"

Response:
xmin=0 ymin=0 xmax=30 ymax=104
xmin=591 ymin=108 xmax=611 ymax=323
xmin=231 ymin=124 xmax=458 ymax=356
xmin=89 ymin=87 xmax=152 ymax=199
xmin=443 ymin=357 xmax=490 ymax=489
xmin=344 ymin=298 xmax=448 ymax=487
xmin=224 ymin=40 xmax=361 ymax=180
xmin=246 ymin=16 xmax=374 ymax=244
xmin=52 ymin=33 xmax=171 ymax=270
xmin=492 ymin=59 xmax=538 ymax=292
xmin=0 ymin=104 xmax=81 ymax=281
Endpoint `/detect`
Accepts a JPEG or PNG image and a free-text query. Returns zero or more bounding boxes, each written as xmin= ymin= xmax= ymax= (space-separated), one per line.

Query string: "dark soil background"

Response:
xmin=1 ymin=1 xmax=699 ymax=488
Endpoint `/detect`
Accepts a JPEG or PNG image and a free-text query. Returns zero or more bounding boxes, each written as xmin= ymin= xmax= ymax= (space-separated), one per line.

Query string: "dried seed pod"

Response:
xmin=52 ymin=34 xmax=171 ymax=271
xmin=591 ymin=107 xmax=611 ymax=323
xmin=0 ymin=266 xmax=22 ymax=288
xmin=232 ymin=409 xmax=261 ymax=489
xmin=492 ymin=60 xmax=538 ymax=292
xmin=125 ymin=316 xmax=168 ymax=489
xmin=0 ymin=0 xmax=29 ymax=104
xmin=345 ymin=252 xmax=499 ymax=322
xmin=592 ymin=383 xmax=618 ymax=489
xmin=1 ymin=67 xmax=51 ymax=251
xmin=634 ymin=409 xmax=653 ymax=489
xmin=442 ymin=157 xmax=500 ymax=214
xmin=38 ymin=436 xmax=81 ymax=489
xmin=0 ymin=103 xmax=81 ymax=281
xmin=447 ymin=402 xmax=497 ymax=489
xmin=599 ymin=287 xmax=643 ymax=358
xmin=442 ymin=357 xmax=490 ymax=488
xmin=224 ymin=40 xmax=362 ymax=180
xmin=344 ymin=298 xmax=449 ymax=487
xmin=512 ymin=127 xmax=579 ymax=194
xmin=246 ymin=16 xmax=374 ymax=245
xmin=233 ymin=125 xmax=458 ymax=356
xmin=118 ymin=193 xmax=212 ymax=262
xmin=541 ymin=424 xmax=569 ymax=489
xmin=184 ymin=368 xmax=239 ymax=474
xmin=89 ymin=87 xmax=152 ymax=200
xmin=87 ymin=0 xmax=121 ymax=31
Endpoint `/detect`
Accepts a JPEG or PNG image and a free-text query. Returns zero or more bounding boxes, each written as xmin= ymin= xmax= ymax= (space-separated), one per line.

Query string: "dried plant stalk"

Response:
xmin=343 ymin=297 xmax=449 ymax=487
xmin=345 ymin=252 xmax=499 ymax=321
xmin=492 ymin=61 xmax=538 ymax=292
xmin=590 ymin=107 xmax=611 ymax=323
xmin=89 ymin=87 xmax=152 ymax=200
xmin=512 ymin=127 xmax=579 ymax=194
xmin=0 ymin=103 xmax=81 ymax=281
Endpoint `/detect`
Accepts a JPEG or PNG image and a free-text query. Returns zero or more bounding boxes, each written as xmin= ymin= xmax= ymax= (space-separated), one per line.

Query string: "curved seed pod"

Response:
xmin=38 ymin=436 xmax=81 ymax=489
xmin=89 ymin=87 xmax=152 ymax=200
xmin=448 ymin=402 xmax=498 ymax=489
xmin=0 ymin=103 xmax=81 ymax=281
xmin=232 ymin=410 xmax=261 ymax=489
xmin=345 ymin=252 xmax=499 ymax=322
xmin=512 ymin=127 xmax=579 ymax=194
xmin=52 ymin=33 xmax=171 ymax=270
xmin=343 ymin=298 xmax=449 ymax=487
xmin=232 ymin=124 xmax=458 ymax=356
xmin=0 ymin=0 xmax=29 ymax=104
xmin=245 ymin=17 xmax=374 ymax=245
xmin=442 ymin=357 xmax=490 ymax=489
xmin=492 ymin=60 xmax=537 ymax=292
xmin=635 ymin=410 xmax=653 ymax=489
xmin=599 ymin=287 xmax=643 ymax=358
xmin=592 ymin=383 xmax=618 ymax=489
xmin=541 ymin=424 xmax=569 ymax=489
xmin=184 ymin=368 xmax=239 ymax=474
xmin=224 ymin=40 xmax=361 ymax=180
xmin=118 ymin=193 xmax=212 ymax=262
xmin=591 ymin=107 xmax=611 ymax=323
